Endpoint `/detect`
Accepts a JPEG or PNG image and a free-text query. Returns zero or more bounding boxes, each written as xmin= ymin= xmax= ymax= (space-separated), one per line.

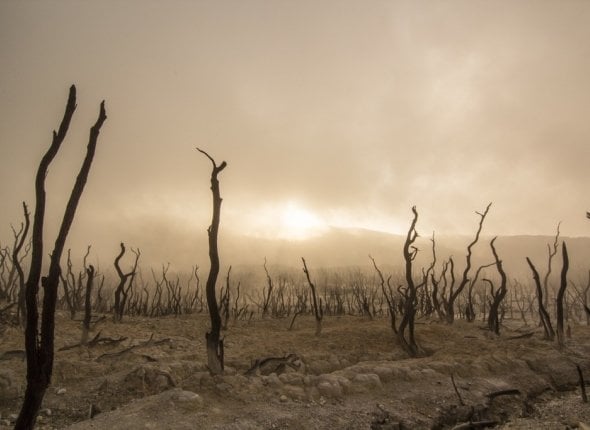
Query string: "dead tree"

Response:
xmin=526 ymin=257 xmax=555 ymax=340
xmin=261 ymin=257 xmax=274 ymax=318
xmin=13 ymin=202 xmax=31 ymax=325
xmin=113 ymin=243 xmax=140 ymax=322
xmin=543 ymin=223 xmax=560 ymax=310
xmin=465 ymin=262 xmax=495 ymax=322
xmin=556 ymin=242 xmax=569 ymax=347
xmin=370 ymin=256 xmax=397 ymax=332
xmin=16 ymin=85 xmax=106 ymax=430
xmin=220 ymin=266 xmax=232 ymax=330
xmin=302 ymin=257 xmax=323 ymax=336
xmin=81 ymin=264 xmax=95 ymax=344
xmin=197 ymin=148 xmax=227 ymax=375
xmin=445 ymin=203 xmax=491 ymax=323
xmin=487 ymin=238 xmax=508 ymax=335
xmin=397 ymin=206 xmax=421 ymax=356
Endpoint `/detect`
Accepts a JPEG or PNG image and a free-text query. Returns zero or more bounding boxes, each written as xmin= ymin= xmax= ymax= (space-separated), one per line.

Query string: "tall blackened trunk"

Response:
xmin=197 ymin=148 xmax=227 ymax=375
xmin=16 ymin=86 xmax=106 ymax=430
xmin=526 ymin=257 xmax=555 ymax=340
xmin=556 ymin=242 xmax=569 ymax=347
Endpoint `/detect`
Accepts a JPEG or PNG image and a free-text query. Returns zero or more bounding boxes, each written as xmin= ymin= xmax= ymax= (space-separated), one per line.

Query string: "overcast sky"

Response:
xmin=1 ymin=1 xmax=589 ymax=265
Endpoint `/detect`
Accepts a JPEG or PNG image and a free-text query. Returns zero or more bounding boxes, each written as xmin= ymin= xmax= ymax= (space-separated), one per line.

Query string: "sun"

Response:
xmin=279 ymin=201 xmax=326 ymax=240
xmin=240 ymin=200 xmax=327 ymax=240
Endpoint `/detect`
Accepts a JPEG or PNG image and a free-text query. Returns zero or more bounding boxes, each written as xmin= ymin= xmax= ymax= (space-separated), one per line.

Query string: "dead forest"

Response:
xmin=0 ymin=86 xmax=589 ymax=429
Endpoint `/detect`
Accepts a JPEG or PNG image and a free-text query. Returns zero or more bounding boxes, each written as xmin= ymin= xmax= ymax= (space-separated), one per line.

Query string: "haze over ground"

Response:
xmin=0 ymin=1 xmax=589 ymax=269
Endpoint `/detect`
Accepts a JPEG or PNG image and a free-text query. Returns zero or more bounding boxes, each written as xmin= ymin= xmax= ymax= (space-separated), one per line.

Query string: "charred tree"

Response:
xmin=16 ymin=85 xmax=106 ymax=430
xmin=370 ymin=256 xmax=397 ymax=333
xmin=487 ymin=237 xmax=508 ymax=335
xmin=465 ymin=262 xmax=495 ymax=323
xmin=13 ymin=202 xmax=31 ymax=326
xmin=445 ymin=203 xmax=491 ymax=323
xmin=81 ymin=264 xmax=95 ymax=344
xmin=543 ymin=224 xmax=560 ymax=311
xmin=398 ymin=206 xmax=421 ymax=356
xmin=113 ymin=243 xmax=140 ymax=322
xmin=556 ymin=242 xmax=569 ymax=347
xmin=197 ymin=148 xmax=227 ymax=375
xmin=302 ymin=257 xmax=323 ymax=336
xmin=261 ymin=258 xmax=274 ymax=318
xmin=526 ymin=257 xmax=555 ymax=340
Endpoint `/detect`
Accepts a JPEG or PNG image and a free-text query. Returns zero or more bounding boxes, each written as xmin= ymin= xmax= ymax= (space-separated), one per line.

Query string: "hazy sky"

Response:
xmin=1 ymin=1 xmax=589 ymax=265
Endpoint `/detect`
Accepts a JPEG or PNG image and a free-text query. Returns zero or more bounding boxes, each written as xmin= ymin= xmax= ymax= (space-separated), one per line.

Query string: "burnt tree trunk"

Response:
xmin=398 ymin=206 xmax=420 ymax=357
xmin=487 ymin=238 xmax=507 ymax=335
xmin=445 ymin=203 xmax=491 ymax=323
xmin=556 ymin=242 xmax=569 ymax=347
xmin=526 ymin=257 xmax=555 ymax=340
xmin=14 ymin=202 xmax=31 ymax=326
xmin=302 ymin=257 xmax=323 ymax=336
xmin=16 ymin=85 xmax=106 ymax=430
xmin=113 ymin=243 xmax=140 ymax=322
xmin=81 ymin=264 xmax=95 ymax=344
xmin=197 ymin=148 xmax=227 ymax=375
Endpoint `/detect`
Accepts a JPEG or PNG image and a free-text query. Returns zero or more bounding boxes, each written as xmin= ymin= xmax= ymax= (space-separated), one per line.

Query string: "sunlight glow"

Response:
xmin=280 ymin=202 xmax=326 ymax=240
xmin=235 ymin=201 xmax=410 ymax=241
xmin=239 ymin=200 xmax=328 ymax=240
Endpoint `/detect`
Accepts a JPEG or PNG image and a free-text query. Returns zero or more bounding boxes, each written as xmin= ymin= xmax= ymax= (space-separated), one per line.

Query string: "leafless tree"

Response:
xmin=543 ymin=223 xmax=560 ymax=310
xmin=81 ymin=264 xmax=95 ymax=344
xmin=261 ymin=257 xmax=274 ymax=318
xmin=556 ymin=242 xmax=569 ymax=347
xmin=397 ymin=206 xmax=421 ymax=356
xmin=302 ymin=257 xmax=323 ymax=335
xmin=487 ymin=238 xmax=508 ymax=335
xmin=197 ymin=148 xmax=227 ymax=375
xmin=526 ymin=257 xmax=555 ymax=340
xmin=13 ymin=202 xmax=31 ymax=326
xmin=16 ymin=85 xmax=106 ymax=429
xmin=445 ymin=203 xmax=491 ymax=323
xmin=113 ymin=243 xmax=140 ymax=322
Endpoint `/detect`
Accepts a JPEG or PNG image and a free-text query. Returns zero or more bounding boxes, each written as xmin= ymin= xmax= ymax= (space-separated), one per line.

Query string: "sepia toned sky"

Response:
xmin=0 ymin=1 xmax=589 ymax=266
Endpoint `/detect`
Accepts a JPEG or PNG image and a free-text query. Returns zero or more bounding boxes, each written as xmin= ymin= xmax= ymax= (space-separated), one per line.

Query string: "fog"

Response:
xmin=0 ymin=1 xmax=589 ymax=270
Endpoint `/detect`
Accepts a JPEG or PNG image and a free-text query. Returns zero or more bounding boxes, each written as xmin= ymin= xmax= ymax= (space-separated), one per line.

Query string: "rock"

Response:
xmin=123 ymin=365 xmax=176 ymax=394
xmin=173 ymin=390 xmax=203 ymax=405
xmin=352 ymin=373 xmax=382 ymax=393
xmin=263 ymin=373 xmax=283 ymax=389
xmin=317 ymin=380 xmax=343 ymax=398
xmin=303 ymin=375 xmax=318 ymax=387
xmin=308 ymin=359 xmax=333 ymax=374
xmin=0 ymin=369 xmax=19 ymax=400
xmin=216 ymin=382 xmax=232 ymax=392
xmin=56 ymin=387 xmax=67 ymax=395
xmin=279 ymin=394 xmax=288 ymax=402
xmin=279 ymin=373 xmax=304 ymax=386
xmin=373 ymin=366 xmax=394 ymax=383
xmin=282 ymin=385 xmax=306 ymax=401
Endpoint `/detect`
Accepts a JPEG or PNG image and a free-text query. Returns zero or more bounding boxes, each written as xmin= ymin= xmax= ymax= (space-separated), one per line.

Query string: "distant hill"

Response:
xmin=66 ymin=220 xmax=590 ymax=283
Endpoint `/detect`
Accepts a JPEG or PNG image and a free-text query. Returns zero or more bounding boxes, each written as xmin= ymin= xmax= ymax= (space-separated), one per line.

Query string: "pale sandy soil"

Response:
xmin=1 ymin=311 xmax=590 ymax=429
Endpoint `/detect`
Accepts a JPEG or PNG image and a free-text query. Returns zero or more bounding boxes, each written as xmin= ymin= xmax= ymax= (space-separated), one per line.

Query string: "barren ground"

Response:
xmin=1 ymin=312 xmax=590 ymax=429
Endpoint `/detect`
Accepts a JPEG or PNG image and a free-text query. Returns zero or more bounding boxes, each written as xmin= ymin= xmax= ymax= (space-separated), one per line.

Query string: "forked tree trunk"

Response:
xmin=302 ymin=257 xmax=323 ymax=336
xmin=14 ymin=202 xmax=31 ymax=326
xmin=445 ymin=203 xmax=491 ymax=323
xmin=16 ymin=86 xmax=106 ymax=430
xmin=526 ymin=257 xmax=555 ymax=340
xmin=197 ymin=148 xmax=227 ymax=375
xmin=398 ymin=206 xmax=420 ymax=357
xmin=487 ymin=238 xmax=507 ymax=335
